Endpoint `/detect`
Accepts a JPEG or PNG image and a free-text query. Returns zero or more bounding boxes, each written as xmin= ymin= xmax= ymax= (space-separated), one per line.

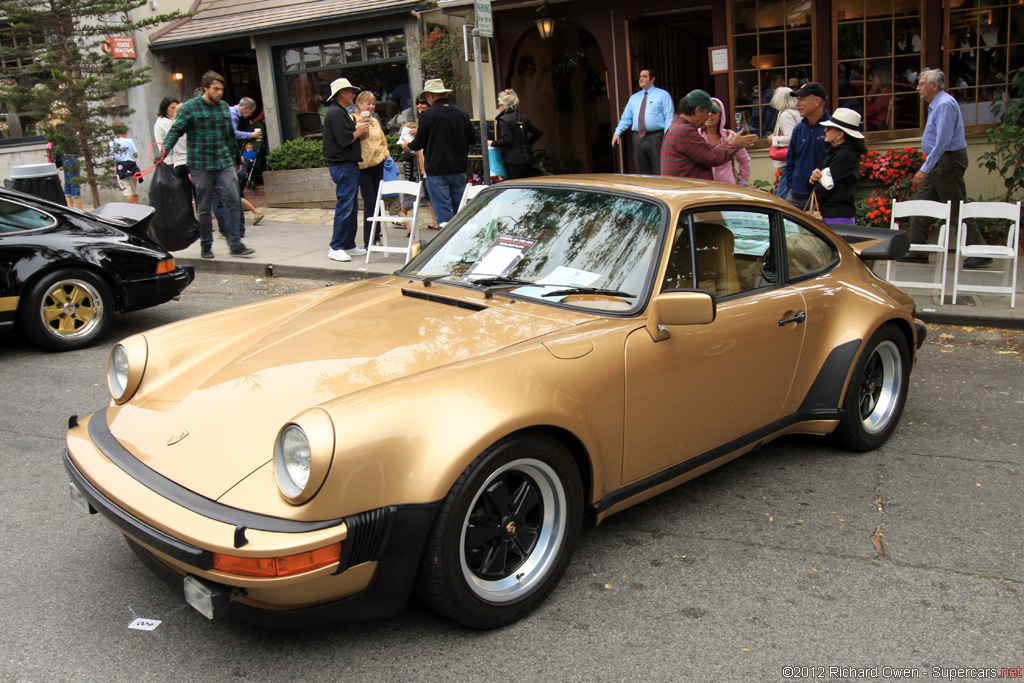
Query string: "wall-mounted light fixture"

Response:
xmin=535 ymin=2 xmax=555 ymax=40
xmin=172 ymin=72 xmax=184 ymax=82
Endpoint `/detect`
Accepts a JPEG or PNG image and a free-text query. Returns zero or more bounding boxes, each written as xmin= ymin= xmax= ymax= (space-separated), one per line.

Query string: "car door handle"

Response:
xmin=778 ymin=311 xmax=806 ymax=326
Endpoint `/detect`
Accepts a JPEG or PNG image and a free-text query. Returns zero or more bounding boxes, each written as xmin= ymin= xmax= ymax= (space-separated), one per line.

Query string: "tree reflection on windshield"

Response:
xmin=401 ymin=187 xmax=664 ymax=310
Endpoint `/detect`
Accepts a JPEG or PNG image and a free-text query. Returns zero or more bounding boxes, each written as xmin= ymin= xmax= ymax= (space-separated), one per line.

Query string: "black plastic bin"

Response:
xmin=8 ymin=163 xmax=67 ymax=206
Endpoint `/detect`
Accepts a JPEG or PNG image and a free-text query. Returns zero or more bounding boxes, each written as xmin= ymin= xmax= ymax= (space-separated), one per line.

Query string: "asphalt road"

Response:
xmin=1 ymin=273 xmax=1022 ymax=682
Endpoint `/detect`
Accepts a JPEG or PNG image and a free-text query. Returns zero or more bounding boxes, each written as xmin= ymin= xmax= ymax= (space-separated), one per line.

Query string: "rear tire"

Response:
xmin=417 ymin=434 xmax=583 ymax=629
xmin=831 ymin=324 xmax=910 ymax=451
xmin=19 ymin=269 xmax=113 ymax=351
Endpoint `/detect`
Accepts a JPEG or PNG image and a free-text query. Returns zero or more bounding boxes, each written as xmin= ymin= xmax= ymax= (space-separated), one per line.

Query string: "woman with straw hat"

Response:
xmin=808 ymin=107 xmax=867 ymax=225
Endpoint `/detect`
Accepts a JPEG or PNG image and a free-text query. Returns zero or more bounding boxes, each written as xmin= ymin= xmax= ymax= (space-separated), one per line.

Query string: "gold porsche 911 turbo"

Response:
xmin=64 ymin=175 xmax=925 ymax=630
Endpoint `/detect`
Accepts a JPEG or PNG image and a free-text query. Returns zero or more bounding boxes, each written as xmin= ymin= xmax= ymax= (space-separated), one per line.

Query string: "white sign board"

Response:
xmin=474 ymin=0 xmax=493 ymax=38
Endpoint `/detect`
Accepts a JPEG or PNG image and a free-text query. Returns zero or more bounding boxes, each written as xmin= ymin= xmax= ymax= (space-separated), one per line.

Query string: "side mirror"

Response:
xmin=645 ymin=290 xmax=716 ymax=341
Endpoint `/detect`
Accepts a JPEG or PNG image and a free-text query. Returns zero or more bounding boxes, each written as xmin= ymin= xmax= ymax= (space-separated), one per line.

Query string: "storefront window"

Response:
xmin=835 ymin=0 xmax=923 ymax=133
xmin=731 ymin=0 xmax=814 ymax=137
xmin=279 ymin=32 xmax=409 ymax=141
xmin=947 ymin=0 xmax=1024 ymax=127
xmin=0 ymin=25 xmax=46 ymax=144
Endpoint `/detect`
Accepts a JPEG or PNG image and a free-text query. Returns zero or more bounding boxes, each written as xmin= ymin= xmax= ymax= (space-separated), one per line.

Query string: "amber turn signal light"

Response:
xmin=213 ymin=542 xmax=341 ymax=577
xmin=155 ymin=259 xmax=176 ymax=275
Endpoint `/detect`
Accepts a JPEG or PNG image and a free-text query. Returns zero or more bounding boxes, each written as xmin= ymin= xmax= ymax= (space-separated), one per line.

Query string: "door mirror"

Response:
xmin=645 ymin=291 xmax=716 ymax=341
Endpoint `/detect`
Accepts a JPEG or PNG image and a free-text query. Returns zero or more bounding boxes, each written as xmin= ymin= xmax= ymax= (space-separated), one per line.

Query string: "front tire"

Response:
xmin=417 ymin=434 xmax=583 ymax=629
xmin=832 ymin=324 xmax=910 ymax=451
xmin=19 ymin=269 xmax=113 ymax=351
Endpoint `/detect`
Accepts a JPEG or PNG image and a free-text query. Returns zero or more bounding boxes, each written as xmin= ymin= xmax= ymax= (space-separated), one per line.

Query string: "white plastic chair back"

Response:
xmin=883 ymin=199 xmax=952 ymax=299
xmin=952 ymin=200 xmax=1020 ymax=308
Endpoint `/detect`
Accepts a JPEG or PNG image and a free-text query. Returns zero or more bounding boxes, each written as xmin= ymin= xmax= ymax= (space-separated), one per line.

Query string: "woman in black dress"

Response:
xmin=492 ymin=89 xmax=543 ymax=180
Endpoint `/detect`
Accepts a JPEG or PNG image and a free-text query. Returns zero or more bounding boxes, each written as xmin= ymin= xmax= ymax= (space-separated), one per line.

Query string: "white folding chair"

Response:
xmin=952 ymin=200 xmax=1020 ymax=308
xmin=884 ymin=199 xmax=952 ymax=299
xmin=366 ymin=179 xmax=421 ymax=264
xmin=456 ymin=183 xmax=487 ymax=214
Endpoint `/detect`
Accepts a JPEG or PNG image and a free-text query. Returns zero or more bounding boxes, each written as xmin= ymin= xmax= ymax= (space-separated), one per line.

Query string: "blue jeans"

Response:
xmin=425 ymin=173 xmax=467 ymax=227
xmin=776 ymin=169 xmax=790 ymax=204
xmin=329 ymin=163 xmax=360 ymax=251
xmin=191 ymin=165 xmax=242 ymax=250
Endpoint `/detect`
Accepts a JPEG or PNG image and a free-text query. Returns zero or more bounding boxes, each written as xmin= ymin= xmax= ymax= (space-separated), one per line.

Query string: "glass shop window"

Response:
xmin=731 ymin=0 xmax=814 ymax=138
xmin=946 ymin=0 xmax=1024 ymax=128
xmin=834 ymin=0 xmax=923 ymax=134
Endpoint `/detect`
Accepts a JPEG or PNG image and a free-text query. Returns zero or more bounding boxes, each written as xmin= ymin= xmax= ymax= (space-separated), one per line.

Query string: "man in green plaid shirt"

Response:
xmin=163 ymin=70 xmax=254 ymax=258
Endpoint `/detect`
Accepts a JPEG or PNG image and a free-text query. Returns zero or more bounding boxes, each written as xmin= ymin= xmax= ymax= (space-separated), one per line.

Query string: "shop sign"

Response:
xmin=101 ymin=37 xmax=136 ymax=59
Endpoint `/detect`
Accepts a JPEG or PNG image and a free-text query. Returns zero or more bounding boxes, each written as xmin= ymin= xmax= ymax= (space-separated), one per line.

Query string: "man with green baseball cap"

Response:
xmin=660 ymin=90 xmax=756 ymax=180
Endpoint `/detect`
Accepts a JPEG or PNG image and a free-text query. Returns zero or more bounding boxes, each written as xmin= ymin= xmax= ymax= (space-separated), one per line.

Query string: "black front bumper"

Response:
xmin=64 ymin=448 xmax=440 ymax=627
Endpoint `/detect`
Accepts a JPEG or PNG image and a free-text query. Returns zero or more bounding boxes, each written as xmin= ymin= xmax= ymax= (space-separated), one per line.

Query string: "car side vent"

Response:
xmin=343 ymin=506 xmax=395 ymax=567
xmin=401 ymin=288 xmax=485 ymax=312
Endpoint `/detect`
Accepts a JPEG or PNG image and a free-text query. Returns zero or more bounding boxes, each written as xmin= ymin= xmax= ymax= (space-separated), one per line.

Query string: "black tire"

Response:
xmin=417 ymin=434 xmax=583 ymax=629
xmin=19 ymin=269 xmax=113 ymax=351
xmin=831 ymin=324 xmax=910 ymax=451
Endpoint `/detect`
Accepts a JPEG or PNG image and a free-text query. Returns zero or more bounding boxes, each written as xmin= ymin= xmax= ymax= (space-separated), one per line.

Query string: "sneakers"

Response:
xmin=230 ymin=243 xmax=255 ymax=257
xmin=347 ymin=247 xmax=367 ymax=256
xmin=328 ymin=248 xmax=351 ymax=262
xmin=201 ymin=245 xmax=214 ymax=259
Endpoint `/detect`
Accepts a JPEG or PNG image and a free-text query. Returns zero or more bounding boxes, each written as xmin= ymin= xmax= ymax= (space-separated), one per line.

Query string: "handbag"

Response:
xmin=768 ymin=115 xmax=788 ymax=161
xmin=803 ymin=192 xmax=822 ymax=220
xmin=488 ymin=146 xmax=507 ymax=178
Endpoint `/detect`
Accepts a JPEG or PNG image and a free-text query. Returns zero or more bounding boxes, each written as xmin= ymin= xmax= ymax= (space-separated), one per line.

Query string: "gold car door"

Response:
xmin=621 ymin=208 xmax=807 ymax=484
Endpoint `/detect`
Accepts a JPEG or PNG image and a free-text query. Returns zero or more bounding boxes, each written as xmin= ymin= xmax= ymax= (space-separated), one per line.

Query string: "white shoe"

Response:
xmin=328 ymin=248 xmax=351 ymax=262
xmin=347 ymin=247 xmax=367 ymax=256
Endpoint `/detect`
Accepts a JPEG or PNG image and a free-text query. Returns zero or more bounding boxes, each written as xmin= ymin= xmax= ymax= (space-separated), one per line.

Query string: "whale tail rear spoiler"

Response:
xmin=828 ymin=223 xmax=910 ymax=261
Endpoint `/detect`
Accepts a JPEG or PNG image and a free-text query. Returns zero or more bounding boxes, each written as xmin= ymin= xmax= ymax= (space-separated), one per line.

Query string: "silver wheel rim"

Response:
xmin=39 ymin=277 xmax=105 ymax=342
xmin=459 ymin=458 xmax=567 ymax=603
xmin=859 ymin=340 xmax=903 ymax=435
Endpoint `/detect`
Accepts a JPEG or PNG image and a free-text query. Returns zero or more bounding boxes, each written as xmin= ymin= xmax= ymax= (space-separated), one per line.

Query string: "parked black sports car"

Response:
xmin=0 ymin=187 xmax=194 ymax=351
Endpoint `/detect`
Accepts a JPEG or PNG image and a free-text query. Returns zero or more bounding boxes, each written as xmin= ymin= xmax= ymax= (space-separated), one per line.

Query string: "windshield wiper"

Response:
xmin=542 ymin=287 xmax=636 ymax=299
xmin=468 ymin=276 xmax=534 ymax=287
xmin=419 ymin=273 xmax=454 ymax=286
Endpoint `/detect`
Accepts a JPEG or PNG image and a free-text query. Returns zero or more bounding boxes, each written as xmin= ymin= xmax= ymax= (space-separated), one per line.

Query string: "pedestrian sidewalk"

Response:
xmin=172 ymin=205 xmax=1024 ymax=329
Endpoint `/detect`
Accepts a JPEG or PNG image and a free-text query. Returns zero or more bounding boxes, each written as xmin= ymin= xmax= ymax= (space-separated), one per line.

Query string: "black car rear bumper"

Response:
xmin=122 ymin=265 xmax=194 ymax=312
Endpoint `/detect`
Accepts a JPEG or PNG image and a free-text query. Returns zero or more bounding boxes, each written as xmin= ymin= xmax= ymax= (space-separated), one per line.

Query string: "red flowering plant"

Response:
xmin=855 ymin=148 xmax=926 ymax=227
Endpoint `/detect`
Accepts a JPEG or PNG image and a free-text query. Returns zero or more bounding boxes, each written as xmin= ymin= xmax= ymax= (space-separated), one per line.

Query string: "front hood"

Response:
xmin=107 ymin=280 xmax=579 ymax=501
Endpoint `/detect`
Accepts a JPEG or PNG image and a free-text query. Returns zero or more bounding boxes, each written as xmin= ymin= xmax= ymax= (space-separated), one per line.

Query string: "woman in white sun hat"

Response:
xmin=807 ymin=107 xmax=867 ymax=225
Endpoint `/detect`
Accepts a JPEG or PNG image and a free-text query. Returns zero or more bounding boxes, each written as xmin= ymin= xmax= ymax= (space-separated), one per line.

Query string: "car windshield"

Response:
xmin=400 ymin=186 xmax=665 ymax=312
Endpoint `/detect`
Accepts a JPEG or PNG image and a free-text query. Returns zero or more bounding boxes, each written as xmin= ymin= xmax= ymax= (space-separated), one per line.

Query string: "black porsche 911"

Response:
xmin=0 ymin=187 xmax=194 ymax=351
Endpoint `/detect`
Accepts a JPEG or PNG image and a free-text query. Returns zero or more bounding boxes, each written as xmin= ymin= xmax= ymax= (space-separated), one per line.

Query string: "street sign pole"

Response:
xmin=472 ymin=27 xmax=490 ymax=184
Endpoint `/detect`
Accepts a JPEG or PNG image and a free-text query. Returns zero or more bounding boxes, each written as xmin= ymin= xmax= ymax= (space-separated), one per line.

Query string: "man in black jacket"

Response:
xmin=323 ymin=77 xmax=369 ymax=261
xmin=407 ymin=79 xmax=477 ymax=227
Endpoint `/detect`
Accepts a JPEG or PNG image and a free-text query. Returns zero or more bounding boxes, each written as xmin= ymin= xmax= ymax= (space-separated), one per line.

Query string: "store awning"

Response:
xmin=150 ymin=0 xmax=422 ymax=49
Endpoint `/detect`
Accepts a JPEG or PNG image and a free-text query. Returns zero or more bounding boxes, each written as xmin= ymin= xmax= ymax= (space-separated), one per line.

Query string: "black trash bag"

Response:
xmin=148 ymin=163 xmax=198 ymax=251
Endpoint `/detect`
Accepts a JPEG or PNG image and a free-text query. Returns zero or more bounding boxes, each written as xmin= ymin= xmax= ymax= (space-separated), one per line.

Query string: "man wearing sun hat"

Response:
xmin=407 ymin=78 xmax=477 ymax=227
xmin=323 ymin=77 xmax=370 ymax=262
xmin=660 ymin=89 xmax=757 ymax=180
xmin=780 ymin=81 xmax=831 ymax=211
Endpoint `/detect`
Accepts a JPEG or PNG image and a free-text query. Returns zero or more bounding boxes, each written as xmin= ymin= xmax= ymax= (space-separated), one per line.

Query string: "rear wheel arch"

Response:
xmin=20 ymin=263 xmax=124 ymax=313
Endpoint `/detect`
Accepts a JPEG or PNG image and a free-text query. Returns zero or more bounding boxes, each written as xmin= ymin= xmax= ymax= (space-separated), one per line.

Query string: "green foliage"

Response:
xmin=977 ymin=65 xmax=1024 ymax=203
xmin=266 ymin=138 xmax=325 ymax=170
xmin=416 ymin=27 xmax=466 ymax=95
xmin=0 ymin=0 xmax=183 ymax=206
xmin=386 ymin=133 xmax=402 ymax=162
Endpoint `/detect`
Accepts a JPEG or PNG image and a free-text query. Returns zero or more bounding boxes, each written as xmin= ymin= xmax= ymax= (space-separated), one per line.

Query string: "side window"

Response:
xmin=783 ymin=218 xmax=838 ymax=280
xmin=662 ymin=209 xmax=780 ymax=297
xmin=0 ymin=199 xmax=55 ymax=233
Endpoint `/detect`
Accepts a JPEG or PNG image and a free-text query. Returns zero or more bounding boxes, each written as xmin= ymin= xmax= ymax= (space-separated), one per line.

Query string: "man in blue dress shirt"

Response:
xmin=611 ymin=68 xmax=674 ymax=175
xmin=902 ymin=68 xmax=990 ymax=268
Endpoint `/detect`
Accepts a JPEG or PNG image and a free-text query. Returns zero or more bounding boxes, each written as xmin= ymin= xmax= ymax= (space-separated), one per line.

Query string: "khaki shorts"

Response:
xmin=117 ymin=175 xmax=139 ymax=197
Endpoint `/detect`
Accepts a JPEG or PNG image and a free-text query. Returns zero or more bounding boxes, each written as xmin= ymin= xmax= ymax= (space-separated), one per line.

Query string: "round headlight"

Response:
xmin=275 ymin=425 xmax=311 ymax=497
xmin=273 ymin=409 xmax=335 ymax=505
xmin=108 ymin=345 xmax=129 ymax=399
xmin=107 ymin=335 xmax=147 ymax=404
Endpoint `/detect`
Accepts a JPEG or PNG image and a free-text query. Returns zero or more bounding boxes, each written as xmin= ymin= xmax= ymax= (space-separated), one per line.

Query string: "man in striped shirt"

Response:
xmin=660 ymin=90 xmax=756 ymax=180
